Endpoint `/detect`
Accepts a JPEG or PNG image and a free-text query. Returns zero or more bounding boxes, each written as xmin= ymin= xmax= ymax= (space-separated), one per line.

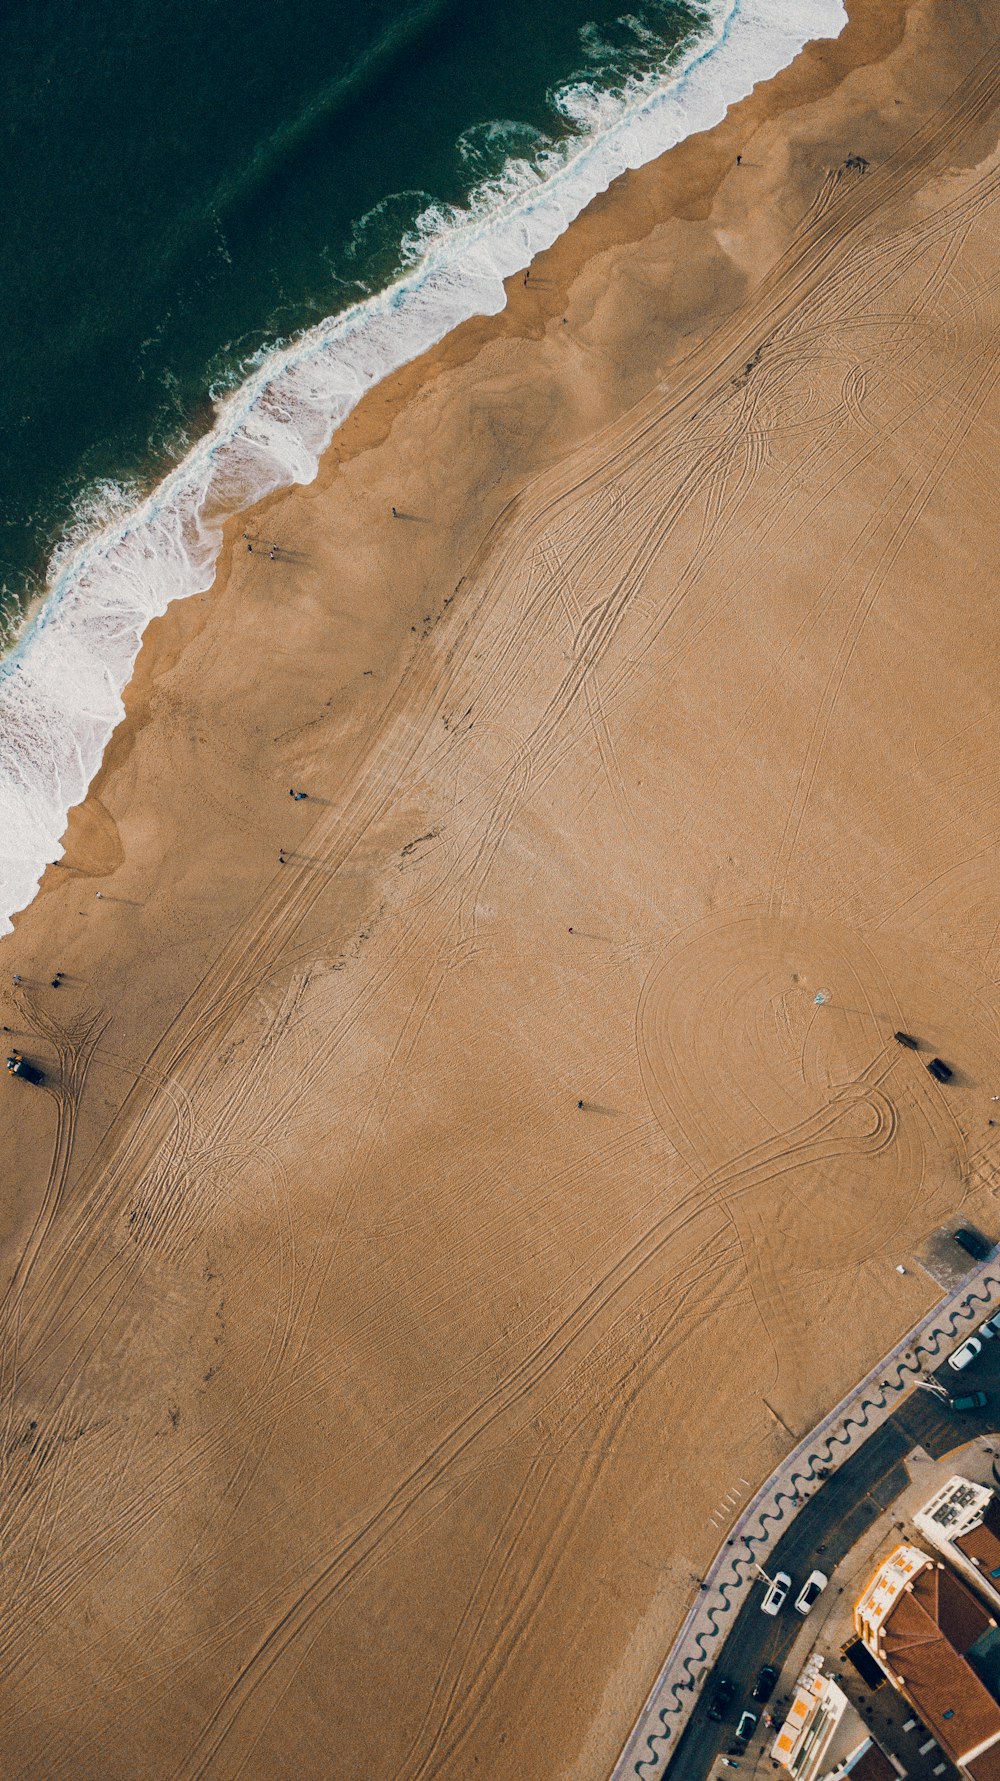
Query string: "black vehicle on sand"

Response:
xmin=6 ymin=1050 xmax=43 ymax=1085
xmin=954 ymin=1225 xmax=992 ymax=1262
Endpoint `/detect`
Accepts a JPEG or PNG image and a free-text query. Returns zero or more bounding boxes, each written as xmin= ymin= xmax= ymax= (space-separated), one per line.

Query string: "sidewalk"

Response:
xmin=610 ymin=1259 xmax=1000 ymax=1781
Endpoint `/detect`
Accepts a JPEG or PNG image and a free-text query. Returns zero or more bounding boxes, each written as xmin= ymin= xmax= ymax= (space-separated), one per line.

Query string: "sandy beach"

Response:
xmin=3 ymin=1 xmax=1000 ymax=1774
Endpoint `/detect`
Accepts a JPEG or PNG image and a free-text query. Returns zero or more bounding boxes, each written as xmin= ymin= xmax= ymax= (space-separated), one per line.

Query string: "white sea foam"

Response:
xmin=0 ymin=0 xmax=846 ymax=934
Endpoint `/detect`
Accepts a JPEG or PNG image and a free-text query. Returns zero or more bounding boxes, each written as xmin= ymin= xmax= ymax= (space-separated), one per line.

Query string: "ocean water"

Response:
xmin=0 ymin=0 xmax=846 ymax=933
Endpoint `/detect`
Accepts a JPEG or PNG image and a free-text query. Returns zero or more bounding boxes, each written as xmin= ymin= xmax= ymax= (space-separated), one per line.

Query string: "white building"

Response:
xmin=914 ymin=1478 xmax=1000 ymax=1616
xmin=772 ymin=1657 xmax=902 ymax=1781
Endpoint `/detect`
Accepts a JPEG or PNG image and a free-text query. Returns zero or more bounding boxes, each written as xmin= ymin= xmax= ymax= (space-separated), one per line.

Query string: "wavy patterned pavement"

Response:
xmin=611 ymin=1259 xmax=1000 ymax=1781
xmin=4 ymin=7 xmax=1000 ymax=1778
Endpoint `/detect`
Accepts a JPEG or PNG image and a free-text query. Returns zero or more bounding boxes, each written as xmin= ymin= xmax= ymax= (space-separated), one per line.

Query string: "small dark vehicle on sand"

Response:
xmin=6 ymin=1050 xmax=43 ymax=1086
xmin=954 ymin=1226 xmax=992 ymax=1263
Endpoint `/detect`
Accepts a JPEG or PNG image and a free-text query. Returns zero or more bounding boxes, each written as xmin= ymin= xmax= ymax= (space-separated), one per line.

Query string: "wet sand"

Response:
xmin=3 ymin=2 xmax=1000 ymax=1775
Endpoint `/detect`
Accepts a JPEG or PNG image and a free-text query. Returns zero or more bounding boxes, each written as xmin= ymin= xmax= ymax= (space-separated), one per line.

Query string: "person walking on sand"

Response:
xmin=391 ymin=506 xmax=399 ymax=519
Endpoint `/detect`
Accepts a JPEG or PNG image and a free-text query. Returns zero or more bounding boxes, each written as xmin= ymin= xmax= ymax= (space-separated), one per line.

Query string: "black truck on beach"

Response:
xmin=6 ymin=1050 xmax=43 ymax=1085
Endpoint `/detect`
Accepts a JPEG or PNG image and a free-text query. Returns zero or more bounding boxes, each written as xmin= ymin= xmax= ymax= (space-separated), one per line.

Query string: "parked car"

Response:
xmin=734 ymin=1709 xmax=758 ymax=1746
xmin=954 ymin=1227 xmax=992 ymax=1262
xmin=949 ymin=1336 xmax=984 ymax=1372
xmin=760 ymin=1571 xmax=791 ymax=1616
xmin=708 ymin=1678 xmax=736 ymax=1722
xmin=987 ymin=1313 xmax=1000 ymax=1337
xmin=752 ymin=1664 xmax=779 ymax=1703
xmin=795 ymin=1570 xmax=828 ymax=1615
xmin=951 ymin=1391 xmax=988 ymax=1412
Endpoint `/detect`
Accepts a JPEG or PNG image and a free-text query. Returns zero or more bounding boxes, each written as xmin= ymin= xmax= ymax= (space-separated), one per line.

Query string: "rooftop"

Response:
xmin=848 ymin=1744 xmax=898 ymax=1781
xmin=869 ymin=1553 xmax=1000 ymax=1766
xmin=773 ymin=1661 xmax=897 ymax=1781
xmin=958 ymin=1499 xmax=1000 ymax=1587
xmin=968 ymin=1745 xmax=1000 ymax=1781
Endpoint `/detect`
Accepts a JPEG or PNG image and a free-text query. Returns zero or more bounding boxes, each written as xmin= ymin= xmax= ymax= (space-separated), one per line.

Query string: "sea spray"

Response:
xmin=0 ymin=0 xmax=846 ymax=934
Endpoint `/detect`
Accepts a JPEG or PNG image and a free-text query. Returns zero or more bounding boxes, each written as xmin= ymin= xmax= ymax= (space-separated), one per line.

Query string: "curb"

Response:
xmin=610 ymin=1260 xmax=1000 ymax=1781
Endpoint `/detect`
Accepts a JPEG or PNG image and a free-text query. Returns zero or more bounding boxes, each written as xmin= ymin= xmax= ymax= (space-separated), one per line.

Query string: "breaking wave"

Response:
xmin=0 ymin=0 xmax=846 ymax=933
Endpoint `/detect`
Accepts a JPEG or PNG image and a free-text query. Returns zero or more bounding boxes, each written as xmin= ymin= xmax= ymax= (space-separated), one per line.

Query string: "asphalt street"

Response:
xmin=666 ymin=1315 xmax=1000 ymax=1781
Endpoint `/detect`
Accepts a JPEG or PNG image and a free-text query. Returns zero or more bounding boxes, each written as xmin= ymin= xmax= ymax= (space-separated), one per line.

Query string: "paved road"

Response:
xmin=614 ymin=1262 xmax=1000 ymax=1781
xmin=665 ymin=1329 xmax=1000 ymax=1781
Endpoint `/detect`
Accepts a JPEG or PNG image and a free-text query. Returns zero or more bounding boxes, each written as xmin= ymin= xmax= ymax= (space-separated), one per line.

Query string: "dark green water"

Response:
xmin=1 ymin=0 xmax=707 ymax=631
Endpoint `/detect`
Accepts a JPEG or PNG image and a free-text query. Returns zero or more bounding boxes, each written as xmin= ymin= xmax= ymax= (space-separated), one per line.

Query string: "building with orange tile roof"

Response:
xmin=855 ymin=1544 xmax=1000 ymax=1781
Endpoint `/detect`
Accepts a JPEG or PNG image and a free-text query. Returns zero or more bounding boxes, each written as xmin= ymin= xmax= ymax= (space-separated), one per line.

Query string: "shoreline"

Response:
xmin=46 ymin=0 xmax=912 ymax=912
xmin=72 ymin=0 xmax=907 ymax=863
xmin=0 ymin=0 xmax=852 ymax=940
xmin=4 ymin=2 xmax=1000 ymax=1777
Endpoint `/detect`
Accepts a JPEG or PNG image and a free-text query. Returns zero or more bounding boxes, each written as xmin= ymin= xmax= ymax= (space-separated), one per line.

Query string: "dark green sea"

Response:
xmin=0 ymin=0 xmax=845 ymax=928
xmin=2 ymin=0 xmax=710 ymax=626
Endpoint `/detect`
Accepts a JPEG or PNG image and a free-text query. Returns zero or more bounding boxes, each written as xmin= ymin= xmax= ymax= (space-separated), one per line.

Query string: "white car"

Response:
xmin=760 ymin=1571 xmax=791 ymax=1616
xmin=985 ymin=1313 xmax=1000 ymax=1338
xmin=949 ymin=1336 xmax=983 ymax=1372
xmin=795 ymin=1570 xmax=828 ymax=1615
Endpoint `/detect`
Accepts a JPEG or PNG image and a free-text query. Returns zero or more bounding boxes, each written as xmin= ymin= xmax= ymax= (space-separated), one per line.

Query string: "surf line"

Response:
xmin=0 ymin=0 xmax=847 ymax=938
